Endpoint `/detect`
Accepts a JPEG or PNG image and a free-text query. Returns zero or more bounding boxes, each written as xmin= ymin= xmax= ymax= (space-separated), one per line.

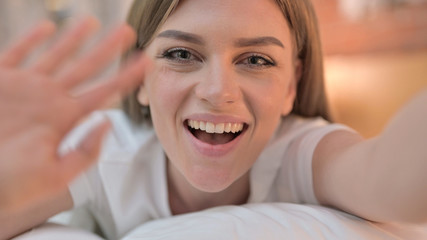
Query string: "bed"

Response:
xmin=14 ymin=203 xmax=426 ymax=239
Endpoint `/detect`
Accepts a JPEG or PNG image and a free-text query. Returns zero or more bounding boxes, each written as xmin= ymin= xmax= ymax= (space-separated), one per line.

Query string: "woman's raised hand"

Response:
xmin=0 ymin=18 xmax=148 ymax=213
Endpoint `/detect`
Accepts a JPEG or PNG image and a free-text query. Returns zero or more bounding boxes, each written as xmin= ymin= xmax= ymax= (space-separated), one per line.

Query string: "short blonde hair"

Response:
xmin=122 ymin=0 xmax=331 ymax=123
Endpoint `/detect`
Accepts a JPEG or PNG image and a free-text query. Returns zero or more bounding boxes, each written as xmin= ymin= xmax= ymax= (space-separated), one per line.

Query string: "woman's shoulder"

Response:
xmin=274 ymin=114 xmax=351 ymax=142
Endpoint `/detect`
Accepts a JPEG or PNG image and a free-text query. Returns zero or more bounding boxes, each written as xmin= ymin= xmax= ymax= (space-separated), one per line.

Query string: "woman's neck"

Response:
xmin=167 ymin=161 xmax=250 ymax=215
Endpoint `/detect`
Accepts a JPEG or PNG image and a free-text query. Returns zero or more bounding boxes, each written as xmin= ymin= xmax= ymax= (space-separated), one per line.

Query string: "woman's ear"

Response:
xmin=137 ymin=85 xmax=150 ymax=106
xmin=281 ymin=59 xmax=302 ymax=115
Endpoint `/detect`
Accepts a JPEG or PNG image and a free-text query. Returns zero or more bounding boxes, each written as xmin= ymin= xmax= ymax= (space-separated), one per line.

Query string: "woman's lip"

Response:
xmin=183 ymin=123 xmax=247 ymax=157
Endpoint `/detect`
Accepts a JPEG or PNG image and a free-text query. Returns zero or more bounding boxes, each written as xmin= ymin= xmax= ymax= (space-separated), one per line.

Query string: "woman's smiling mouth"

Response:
xmin=186 ymin=120 xmax=247 ymax=145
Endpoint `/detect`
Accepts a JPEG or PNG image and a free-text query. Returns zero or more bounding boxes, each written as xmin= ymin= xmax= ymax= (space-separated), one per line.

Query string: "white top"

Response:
xmin=62 ymin=110 xmax=350 ymax=240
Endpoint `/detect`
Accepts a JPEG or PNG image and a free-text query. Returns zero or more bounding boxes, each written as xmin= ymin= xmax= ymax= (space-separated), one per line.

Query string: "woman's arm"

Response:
xmin=0 ymin=18 xmax=150 ymax=239
xmin=313 ymin=88 xmax=427 ymax=224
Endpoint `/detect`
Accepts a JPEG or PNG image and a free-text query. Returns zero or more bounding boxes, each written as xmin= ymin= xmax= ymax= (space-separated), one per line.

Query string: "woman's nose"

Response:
xmin=194 ymin=60 xmax=241 ymax=107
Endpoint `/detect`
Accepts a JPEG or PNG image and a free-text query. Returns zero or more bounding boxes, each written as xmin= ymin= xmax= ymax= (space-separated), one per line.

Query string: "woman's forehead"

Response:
xmin=159 ymin=0 xmax=291 ymax=42
xmin=168 ymin=0 xmax=285 ymax=22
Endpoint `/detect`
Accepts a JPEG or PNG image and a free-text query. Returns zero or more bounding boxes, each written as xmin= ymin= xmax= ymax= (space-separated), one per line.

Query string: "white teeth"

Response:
xmin=225 ymin=123 xmax=232 ymax=133
xmin=231 ymin=123 xmax=239 ymax=133
xmin=206 ymin=122 xmax=215 ymax=133
xmin=187 ymin=120 xmax=244 ymax=134
xmin=215 ymin=123 xmax=225 ymax=134
xmin=200 ymin=121 xmax=206 ymax=131
xmin=194 ymin=121 xmax=200 ymax=129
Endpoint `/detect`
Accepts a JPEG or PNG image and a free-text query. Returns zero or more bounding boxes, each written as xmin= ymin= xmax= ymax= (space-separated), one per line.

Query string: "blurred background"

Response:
xmin=0 ymin=0 xmax=426 ymax=138
xmin=313 ymin=0 xmax=427 ymax=137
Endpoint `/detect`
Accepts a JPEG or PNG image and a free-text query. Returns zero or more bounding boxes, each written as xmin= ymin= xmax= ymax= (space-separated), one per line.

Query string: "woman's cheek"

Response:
xmin=149 ymin=68 xmax=190 ymax=113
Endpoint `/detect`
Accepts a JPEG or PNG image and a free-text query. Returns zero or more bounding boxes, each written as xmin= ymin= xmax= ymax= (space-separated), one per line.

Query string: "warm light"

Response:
xmin=324 ymin=52 xmax=427 ymax=138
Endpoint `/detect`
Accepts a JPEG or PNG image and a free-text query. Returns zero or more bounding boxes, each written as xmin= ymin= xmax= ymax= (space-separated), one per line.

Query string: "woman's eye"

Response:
xmin=161 ymin=48 xmax=199 ymax=63
xmin=241 ymin=55 xmax=275 ymax=68
xmin=170 ymin=50 xmax=191 ymax=59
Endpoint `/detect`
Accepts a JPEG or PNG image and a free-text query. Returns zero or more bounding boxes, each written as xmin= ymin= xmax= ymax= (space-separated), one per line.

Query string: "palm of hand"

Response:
xmin=0 ymin=70 xmax=79 ymax=209
xmin=0 ymin=18 xmax=149 ymax=210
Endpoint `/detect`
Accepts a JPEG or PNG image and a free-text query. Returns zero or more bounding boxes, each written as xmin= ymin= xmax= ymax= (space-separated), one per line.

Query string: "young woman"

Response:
xmin=0 ymin=0 xmax=426 ymax=239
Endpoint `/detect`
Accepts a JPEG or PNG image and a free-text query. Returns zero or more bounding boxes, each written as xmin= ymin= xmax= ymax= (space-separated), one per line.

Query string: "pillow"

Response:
xmin=14 ymin=204 xmax=426 ymax=239
xmin=13 ymin=223 xmax=103 ymax=240
xmin=123 ymin=203 xmax=426 ymax=240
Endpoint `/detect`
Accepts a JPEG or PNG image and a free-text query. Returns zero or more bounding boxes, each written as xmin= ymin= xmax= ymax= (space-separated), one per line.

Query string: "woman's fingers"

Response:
xmin=58 ymin=24 xmax=137 ymax=90
xmin=0 ymin=21 xmax=56 ymax=68
xmin=58 ymin=119 xmax=111 ymax=183
xmin=30 ymin=17 xmax=100 ymax=74
xmin=77 ymin=54 xmax=150 ymax=116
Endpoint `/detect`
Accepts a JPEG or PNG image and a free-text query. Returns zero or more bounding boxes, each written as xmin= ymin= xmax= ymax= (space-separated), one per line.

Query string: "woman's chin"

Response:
xmin=186 ymin=168 xmax=235 ymax=193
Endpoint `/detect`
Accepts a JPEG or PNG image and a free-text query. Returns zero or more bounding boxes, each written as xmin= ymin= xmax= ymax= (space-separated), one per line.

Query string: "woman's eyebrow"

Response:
xmin=156 ymin=30 xmax=284 ymax=49
xmin=156 ymin=30 xmax=204 ymax=45
xmin=234 ymin=37 xmax=285 ymax=48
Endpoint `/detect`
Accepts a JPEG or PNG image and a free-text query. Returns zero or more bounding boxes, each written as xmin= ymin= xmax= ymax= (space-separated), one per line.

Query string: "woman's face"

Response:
xmin=140 ymin=0 xmax=300 ymax=192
